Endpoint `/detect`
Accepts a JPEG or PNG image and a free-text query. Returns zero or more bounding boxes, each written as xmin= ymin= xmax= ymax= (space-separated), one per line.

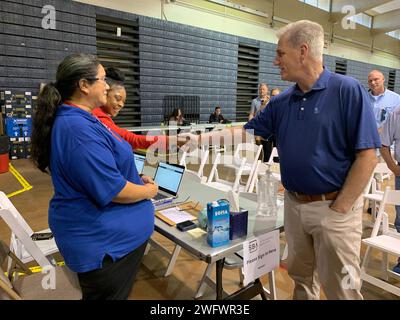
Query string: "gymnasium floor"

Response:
xmin=0 ymin=159 xmax=398 ymax=300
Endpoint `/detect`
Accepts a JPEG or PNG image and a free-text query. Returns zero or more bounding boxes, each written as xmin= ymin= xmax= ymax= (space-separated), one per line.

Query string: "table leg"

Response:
xmin=216 ymin=258 xmax=225 ymax=300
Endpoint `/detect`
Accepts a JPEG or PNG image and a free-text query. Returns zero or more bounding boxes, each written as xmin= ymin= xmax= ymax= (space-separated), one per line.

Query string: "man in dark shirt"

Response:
xmin=209 ymin=106 xmax=227 ymax=123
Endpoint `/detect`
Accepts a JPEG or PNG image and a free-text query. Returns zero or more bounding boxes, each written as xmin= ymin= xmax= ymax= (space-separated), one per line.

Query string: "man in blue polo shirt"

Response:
xmin=180 ymin=20 xmax=380 ymax=300
xmin=368 ymin=69 xmax=400 ymax=129
xmin=245 ymin=21 xmax=380 ymax=300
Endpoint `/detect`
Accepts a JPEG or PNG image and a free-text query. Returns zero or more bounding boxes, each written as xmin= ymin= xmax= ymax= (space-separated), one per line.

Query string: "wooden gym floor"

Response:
xmin=0 ymin=159 xmax=399 ymax=300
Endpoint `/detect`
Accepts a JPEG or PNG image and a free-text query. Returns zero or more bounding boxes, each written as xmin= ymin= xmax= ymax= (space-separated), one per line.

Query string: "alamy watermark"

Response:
xmin=41 ymin=265 xmax=56 ymax=290
xmin=341 ymin=5 xmax=356 ymax=30
xmin=341 ymin=264 xmax=361 ymax=290
xmin=41 ymin=5 xmax=56 ymax=30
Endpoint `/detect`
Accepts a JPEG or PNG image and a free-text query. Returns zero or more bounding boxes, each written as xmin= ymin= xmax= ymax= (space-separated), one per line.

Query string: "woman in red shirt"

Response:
xmin=92 ymin=68 xmax=167 ymax=150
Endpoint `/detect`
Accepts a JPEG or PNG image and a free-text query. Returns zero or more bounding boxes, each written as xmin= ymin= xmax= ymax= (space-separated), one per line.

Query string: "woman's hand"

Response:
xmin=145 ymin=182 xmax=159 ymax=199
xmin=141 ymin=175 xmax=154 ymax=184
xmin=141 ymin=175 xmax=158 ymax=199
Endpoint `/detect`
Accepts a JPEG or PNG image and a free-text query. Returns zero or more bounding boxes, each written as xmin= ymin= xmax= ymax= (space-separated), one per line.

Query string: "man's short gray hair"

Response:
xmin=276 ymin=20 xmax=324 ymax=61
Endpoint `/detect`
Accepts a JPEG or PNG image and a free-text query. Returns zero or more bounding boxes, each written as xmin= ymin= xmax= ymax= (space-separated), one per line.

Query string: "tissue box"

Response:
xmin=207 ymin=200 xmax=230 ymax=247
xmin=229 ymin=209 xmax=248 ymax=240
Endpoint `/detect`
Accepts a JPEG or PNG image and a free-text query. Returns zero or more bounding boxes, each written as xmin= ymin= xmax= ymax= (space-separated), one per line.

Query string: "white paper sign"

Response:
xmin=242 ymin=229 xmax=280 ymax=286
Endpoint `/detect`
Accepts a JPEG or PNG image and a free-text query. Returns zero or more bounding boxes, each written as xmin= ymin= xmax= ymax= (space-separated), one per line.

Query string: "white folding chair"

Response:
xmin=0 ymin=239 xmax=81 ymax=300
xmin=361 ymin=187 xmax=400 ymax=297
xmin=247 ymin=161 xmax=281 ymax=194
xmin=179 ymin=147 xmax=209 ymax=182
xmin=204 ymin=153 xmax=248 ymax=193
xmin=375 ymin=162 xmax=393 ymax=185
xmin=0 ymin=191 xmax=58 ymax=271
xmin=246 ymin=147 xmax=281 ymax=195
xmin=267 ymin=147 xmax=279 ymax=164
xmin=223 ymin=143 xmax=262 ymax=177
xmin=363 ymin=162 xmax=393 ymax=227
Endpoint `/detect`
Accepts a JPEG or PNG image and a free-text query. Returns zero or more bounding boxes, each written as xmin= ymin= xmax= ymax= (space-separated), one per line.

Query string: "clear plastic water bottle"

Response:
xmin=198 ymin=208 xmax=208 ymax=230
xmin=256 ymin=170 xmax=279 ymax=217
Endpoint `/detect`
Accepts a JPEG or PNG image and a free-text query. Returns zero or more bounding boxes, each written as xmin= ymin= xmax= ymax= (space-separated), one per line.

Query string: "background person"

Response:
xmin=31 ymin=53 xmax=158 ymax=300
xmin=169 ymin=107 xmax=188 ymax=126
xmin=250 ymin=83 xmax=272 ymax=161
xmin=368 ymin=69 xmax=400 ymax=129
xmin=92 ymin=67 xmax=168 ymax=151
xmin=261 ymin=87 xmax=282 ymax=161
xmin=270 ymin=87 xmax=281 ymax=97
xmin=249 ymin=83 xmax=269 ymax=121
xmin=209 ymin=106 xmax=227 ymax=123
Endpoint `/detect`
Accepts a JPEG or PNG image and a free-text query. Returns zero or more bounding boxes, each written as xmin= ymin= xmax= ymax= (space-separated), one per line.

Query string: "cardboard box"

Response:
xmin=229 ymin=209 xmax=248 ymax=240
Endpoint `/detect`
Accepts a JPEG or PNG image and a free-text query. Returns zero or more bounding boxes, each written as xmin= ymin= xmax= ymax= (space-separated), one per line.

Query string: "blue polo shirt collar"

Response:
xmin=58 ymin=103 xmax=98 ymax=123
xmin=293 ymin=67 xmax=331 ymax=96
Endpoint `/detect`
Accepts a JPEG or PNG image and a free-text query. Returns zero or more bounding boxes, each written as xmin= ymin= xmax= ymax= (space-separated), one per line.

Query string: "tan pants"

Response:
xmin=284 ymin=191 xmax=363 ymax=300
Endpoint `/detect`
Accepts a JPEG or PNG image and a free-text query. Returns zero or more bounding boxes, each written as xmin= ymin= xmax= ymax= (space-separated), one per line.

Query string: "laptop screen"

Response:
xmin=154 ymin=162 xmax=185 ymax=196
xmin=133 ymin=153 xmax=146 ymax=174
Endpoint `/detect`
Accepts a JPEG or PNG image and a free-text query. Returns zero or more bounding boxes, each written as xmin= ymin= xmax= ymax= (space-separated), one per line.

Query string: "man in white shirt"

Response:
xmin=368 ymin=70 xmax=400 ymax=129
xmin=249 ymin=83 xmax=269 ymax=120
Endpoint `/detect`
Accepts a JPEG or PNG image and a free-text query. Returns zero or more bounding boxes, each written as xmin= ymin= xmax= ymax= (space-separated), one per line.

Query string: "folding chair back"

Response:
xmin=0 ymin=191 xmax=55 ymax=268
xmin=374 ymin=162 xmax=392 ymax=184
xmin=0 ymin=192 xmax=33 ymax=236
xmin=267 ymin=147 xmax=279 ymax=164
xmin=179 ymin=147 xmax=209 ymax=179
xmin=361 ymin=187 xmax=400 ymax=297
xmin=234 ymin=143 xmax=262 ymax=165
xmin=206 ymin=153 xmax=247 ymax=192
xmin=0 ymin=239 xmax=81 ymax=300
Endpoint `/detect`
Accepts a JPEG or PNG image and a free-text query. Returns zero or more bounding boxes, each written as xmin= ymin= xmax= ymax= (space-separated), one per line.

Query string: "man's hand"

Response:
xmin=331 ymin=148 xmax=378 ymax=215
xmin=380 ymin=146 xmax=399 ymax=175
xmin=178 ymin=132 xmax=198 ymax=142
xmin=390 ymin=164 xmax=400 ymax=176
xmin=329 ymin=203 xmax=350 ymax=214
xmin=178 ymin=132 xmax=199 ymax=151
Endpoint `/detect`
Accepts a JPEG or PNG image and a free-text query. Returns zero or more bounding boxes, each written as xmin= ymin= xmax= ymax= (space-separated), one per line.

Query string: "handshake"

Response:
xmin=177 ymin=132 xmax=200 ymax=152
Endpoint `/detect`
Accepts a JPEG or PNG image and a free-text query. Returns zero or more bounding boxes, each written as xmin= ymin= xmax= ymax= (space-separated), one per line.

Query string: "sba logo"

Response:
xmin=249 ymin=240 xmax=258 ymax=253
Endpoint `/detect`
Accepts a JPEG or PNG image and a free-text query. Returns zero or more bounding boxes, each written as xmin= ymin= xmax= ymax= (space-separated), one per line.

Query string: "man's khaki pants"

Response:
xmin=284 ymin=191 xmax=363 ymax=300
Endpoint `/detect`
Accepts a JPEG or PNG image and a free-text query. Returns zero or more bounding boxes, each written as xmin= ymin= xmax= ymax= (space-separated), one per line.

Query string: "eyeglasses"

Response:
xmin=85 ymin=76 xmax=108 ymax=83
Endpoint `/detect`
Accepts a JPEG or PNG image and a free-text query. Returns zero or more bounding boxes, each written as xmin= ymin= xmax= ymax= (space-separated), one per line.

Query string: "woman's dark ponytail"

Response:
xmin=31 ymin=83 xmax=61 ymax=172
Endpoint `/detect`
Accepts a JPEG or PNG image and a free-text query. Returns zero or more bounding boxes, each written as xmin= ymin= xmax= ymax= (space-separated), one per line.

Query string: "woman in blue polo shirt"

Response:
xmin=31 ymin=53 xmax=158 ymax=300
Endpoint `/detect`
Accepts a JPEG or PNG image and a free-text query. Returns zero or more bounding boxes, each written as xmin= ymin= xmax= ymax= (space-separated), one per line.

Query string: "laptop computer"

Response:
xmin=152 ymin=162 xmax=185 ymax=206
xmin=133 ymin=152 xmax=146 ymax=174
